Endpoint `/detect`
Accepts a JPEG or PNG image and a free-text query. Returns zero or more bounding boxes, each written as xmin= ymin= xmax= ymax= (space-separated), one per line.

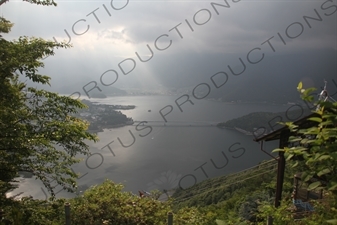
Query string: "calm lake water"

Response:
xmin=9 ymin=95 xmax=291 ymax=200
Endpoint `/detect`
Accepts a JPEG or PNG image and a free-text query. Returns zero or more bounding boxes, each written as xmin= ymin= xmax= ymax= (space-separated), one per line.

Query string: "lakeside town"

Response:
xmin=77 ymin=99 xmax=135 ymax=132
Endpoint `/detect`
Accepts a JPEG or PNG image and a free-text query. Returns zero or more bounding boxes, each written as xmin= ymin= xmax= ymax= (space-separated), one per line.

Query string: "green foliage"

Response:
xmin=276 ymin=83 xmax=337 ymax=194
xmin=172 ymin=160 xmax=283 ymax=208
xmin=257 ymin=195 xmax=337 ymax=225
xmin=267 ymin=82 xmax=337 ymax=224
xmin=69 ymin=180 xmax=171 ymax=225
xmin=0 ymin=196 xmax=66 ymax=225
xmin=171 ymin=156 xmax=301 ymax=224
xmin=238 ymin=191 xmax=273 ymax=222
xmin=256 ymin=199 xmax=296 ymax=225
xmin=173 ymin=160 xmax=284 ymax=223
xmin=0 ymin=180 xmax=213 ymax=225
xmin=0 ymin=17 xmax=13 ymax=35
xmin=0 ymin=1 xmax=97 ymax=201
xmin=149 ymin=189 xmax=162 ymax=200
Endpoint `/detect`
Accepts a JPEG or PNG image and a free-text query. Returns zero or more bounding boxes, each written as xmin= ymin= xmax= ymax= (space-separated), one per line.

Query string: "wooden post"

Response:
xmin=65 ymin=202 xmax=71 ymax=225
xmin=275 ymin=152 xmax=286 ymax=207
xmin=275 ymin=130 xmax=289 ymax=208
xmin=167 ymin=212 xmax=173 ymax=225
xmin=0 ymin=209 xmax=4 ymax=221
xmin=267 ymin=216 xmax=273 ymax=225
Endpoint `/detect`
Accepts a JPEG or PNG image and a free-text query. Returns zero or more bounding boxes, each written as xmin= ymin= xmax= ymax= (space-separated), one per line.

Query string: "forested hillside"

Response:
xmin=217 ymin=108 xmax=312 ymax=134
xmin=171 ymin=159 xmax=290 ymax=224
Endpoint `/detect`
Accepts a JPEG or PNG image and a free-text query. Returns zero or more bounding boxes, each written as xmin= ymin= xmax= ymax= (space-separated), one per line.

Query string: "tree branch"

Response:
xmin=0 ymin=0 xmax=9 ymax=6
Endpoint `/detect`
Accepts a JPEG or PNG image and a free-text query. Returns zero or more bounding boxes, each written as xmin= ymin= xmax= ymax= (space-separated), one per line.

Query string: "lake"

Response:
xmin=9 ymin=95 xmax=291 ymax=200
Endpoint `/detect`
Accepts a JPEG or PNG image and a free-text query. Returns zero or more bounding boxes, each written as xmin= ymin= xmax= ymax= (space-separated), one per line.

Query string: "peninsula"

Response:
xmin=77 ymin=99 xmax=134 ymax=133
xmin=217 ymin=108 xmax=311 ymax=136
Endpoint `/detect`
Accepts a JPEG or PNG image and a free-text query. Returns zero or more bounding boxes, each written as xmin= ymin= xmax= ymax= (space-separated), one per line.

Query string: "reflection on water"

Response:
xmin=9 ymin=96 xmax=289 ymax=200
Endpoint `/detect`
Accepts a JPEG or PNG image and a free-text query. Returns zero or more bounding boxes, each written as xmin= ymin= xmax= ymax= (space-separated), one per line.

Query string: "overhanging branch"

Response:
xmin=0 ymin=0 xmax=9 ymax=6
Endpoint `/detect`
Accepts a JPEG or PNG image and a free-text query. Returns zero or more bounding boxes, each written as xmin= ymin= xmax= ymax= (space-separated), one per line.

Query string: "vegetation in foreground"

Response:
xmin=1 ymin=180 xmax=214 ymax=225
xmin=0 ymin=0 xmax=98 ymax=206
xmin=1 ymin=0 xmax=337 ymax=224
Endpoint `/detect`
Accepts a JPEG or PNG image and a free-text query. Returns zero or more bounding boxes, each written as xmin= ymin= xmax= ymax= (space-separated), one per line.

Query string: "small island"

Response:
xmin=77 ymin=99 xmax=135 ymax=133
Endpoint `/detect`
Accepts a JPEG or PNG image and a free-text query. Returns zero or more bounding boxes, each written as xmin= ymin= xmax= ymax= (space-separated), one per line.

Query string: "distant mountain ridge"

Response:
xmin=156 ymin=48 xmax=337 ymax=103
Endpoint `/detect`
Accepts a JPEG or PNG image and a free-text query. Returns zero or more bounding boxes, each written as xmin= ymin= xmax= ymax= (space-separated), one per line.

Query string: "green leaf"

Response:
xmin=272 ymin=148 xmax=284 ymax=153
xmin=308 ymin=181 xmax=321 ymax=190
xmin=297 ymin=82 xmax=303 ymax=90
xmin=292 ymin=161 xmax=298 ymax=168
xmin=318 ymin=155 xmax=332 ymax=161
xmin=328 ymin=182 xmax=337 ymax=191
xmin=308 ymin=117 xmax=322 ymax=123
xmin=327 ymin=219 xmax=337 ymax=224
xmin=302 ymin=173 xmax=312 ymax=182
xmin=286 ymin=153 xmax=294 ymax=161
xmin=317 ymin=168 xmax=331 ymax=177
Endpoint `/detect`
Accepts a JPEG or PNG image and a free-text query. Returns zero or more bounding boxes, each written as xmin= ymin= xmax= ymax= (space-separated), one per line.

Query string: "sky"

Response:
xmin=1 ymin=0 xmax=337 ymax=199
xmin=1 ymin=0 xmax=337 ymax=95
